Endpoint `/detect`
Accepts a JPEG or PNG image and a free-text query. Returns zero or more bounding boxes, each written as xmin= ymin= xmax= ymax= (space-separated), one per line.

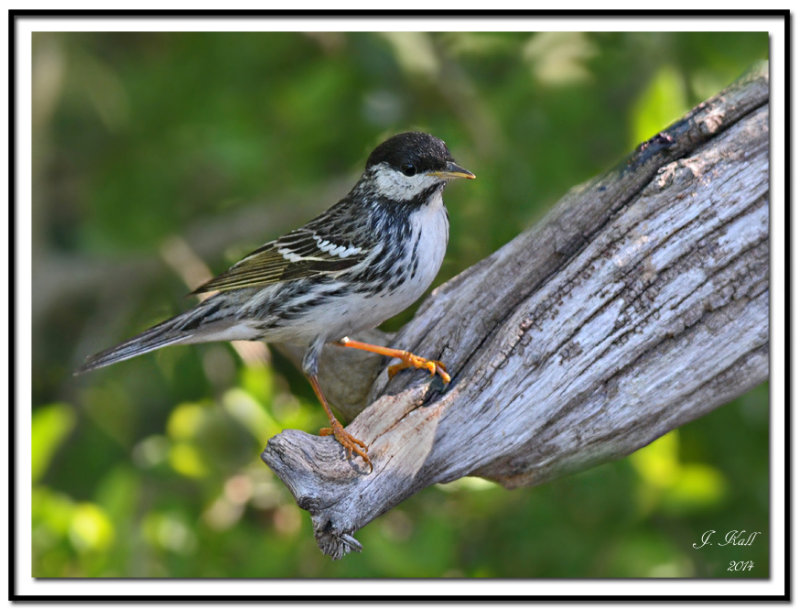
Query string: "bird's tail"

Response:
xmin=77 ymin=292 xmax=259 ymax=375
xmin=75 ymin=313 xmax=196 ymax=374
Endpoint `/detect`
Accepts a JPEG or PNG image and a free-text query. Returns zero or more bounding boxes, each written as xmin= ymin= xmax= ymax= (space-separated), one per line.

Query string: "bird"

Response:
xmin=77 ymin=131 xmax=475 ymax=470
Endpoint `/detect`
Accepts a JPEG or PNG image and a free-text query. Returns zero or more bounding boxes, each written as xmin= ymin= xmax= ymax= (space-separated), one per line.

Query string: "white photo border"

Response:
xmin=6 ymin=10 xmax=789 ymax=601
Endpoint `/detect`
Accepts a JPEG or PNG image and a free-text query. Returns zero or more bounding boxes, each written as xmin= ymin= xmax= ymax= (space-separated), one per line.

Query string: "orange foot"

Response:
xmin=320 ymin=420 xmax=372 ymax=471
xmin=336 ymin=337 xmax=452 ymax=385
xmin=388 ymin=354 xmax=451 ymax=384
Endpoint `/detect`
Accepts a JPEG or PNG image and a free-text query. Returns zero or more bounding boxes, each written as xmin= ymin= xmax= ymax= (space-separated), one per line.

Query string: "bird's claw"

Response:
xmin=388 ymin=355 xmax=451 ymax=384
xmin=320 ymin=420 xmax=372 ymax=471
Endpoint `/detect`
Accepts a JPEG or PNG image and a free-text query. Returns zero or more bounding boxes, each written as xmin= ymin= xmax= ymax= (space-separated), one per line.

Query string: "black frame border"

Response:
xmin=8 ymin=8 xmax=791 ymax=602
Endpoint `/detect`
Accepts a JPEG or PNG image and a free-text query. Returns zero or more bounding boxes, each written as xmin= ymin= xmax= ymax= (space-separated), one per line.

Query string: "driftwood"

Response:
xmin=262 ymin=64 xmax=770 ymax=559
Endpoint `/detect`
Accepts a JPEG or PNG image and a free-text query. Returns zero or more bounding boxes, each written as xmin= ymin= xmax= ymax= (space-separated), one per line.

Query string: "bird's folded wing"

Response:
xmin=192 ymin=229 xmax=366 ymax=294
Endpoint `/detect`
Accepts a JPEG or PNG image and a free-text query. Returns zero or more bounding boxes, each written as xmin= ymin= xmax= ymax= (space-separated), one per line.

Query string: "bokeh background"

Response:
xmin=31 ymin=30 xmax=769 ymax=578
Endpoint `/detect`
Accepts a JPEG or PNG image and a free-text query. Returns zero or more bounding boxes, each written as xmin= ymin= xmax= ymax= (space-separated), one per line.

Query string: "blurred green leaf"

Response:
xmin=630 ymin=430 xmax=681 ymax=489
xmin=630 ymin=64 xmax=688 ymax=146
xmin=222 ymin=387 xmax=275 ymax=440
xmin=632 ymin=430 xmax=729 ymax=517
xmin=662 ymin=463 xmax=727 ymax=515
xmin=168 ymin=442 xmax=208 ymax=478
xmin=33 ymin=486 xmax=75 ymax=538
xmin=142 ymin=511 xmax=198 ymax=555
xmin=166 ymin=402 xmax=208 ymax=441
xmin=32 ymin=403 xmax=76 ymax=482
xmin=523 ymin=32 xmax=598 ymax=86
xmin=68 ymin=503 xmax=115 ymax=553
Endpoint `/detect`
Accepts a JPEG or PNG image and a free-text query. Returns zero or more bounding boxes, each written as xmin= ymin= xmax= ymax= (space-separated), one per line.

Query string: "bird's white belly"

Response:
xmin=321 ymin=198 xmax=449 ymax=340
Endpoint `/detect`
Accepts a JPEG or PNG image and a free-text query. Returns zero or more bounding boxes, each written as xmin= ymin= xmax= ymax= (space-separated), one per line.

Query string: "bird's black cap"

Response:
xmin=366 ymin=131 xmax=455 ymax=173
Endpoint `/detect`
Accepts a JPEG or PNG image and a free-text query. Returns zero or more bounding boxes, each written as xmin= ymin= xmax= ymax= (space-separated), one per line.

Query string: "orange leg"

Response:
xmin=336 ymin=337 xmax=451 ymax=384
xmin=307 ymin=374 xmax=372 ymax=471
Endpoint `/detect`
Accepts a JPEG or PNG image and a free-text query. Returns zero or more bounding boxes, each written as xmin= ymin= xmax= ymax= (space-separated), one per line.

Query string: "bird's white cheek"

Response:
xmin=373 ymin=168 xmax=437 ymax=201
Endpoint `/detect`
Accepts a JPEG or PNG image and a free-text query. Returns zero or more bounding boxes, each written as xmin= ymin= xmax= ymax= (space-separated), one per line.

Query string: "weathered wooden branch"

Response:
xmin=262 ymin=65 xmax=769 ymax=559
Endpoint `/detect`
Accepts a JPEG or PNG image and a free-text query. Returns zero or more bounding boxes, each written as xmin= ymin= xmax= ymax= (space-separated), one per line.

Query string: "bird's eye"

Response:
xmin=401 ymin=163 xmax=416 ymax=176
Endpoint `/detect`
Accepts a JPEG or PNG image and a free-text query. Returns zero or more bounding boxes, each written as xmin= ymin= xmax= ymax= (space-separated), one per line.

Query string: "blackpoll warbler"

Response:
xmin=78 ymin=132 xmax=475 ymax=470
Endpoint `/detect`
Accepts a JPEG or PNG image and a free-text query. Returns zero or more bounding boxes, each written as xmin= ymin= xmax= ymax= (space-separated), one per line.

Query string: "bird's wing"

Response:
xmin=192 ymin=228 xmax=367 ymax=294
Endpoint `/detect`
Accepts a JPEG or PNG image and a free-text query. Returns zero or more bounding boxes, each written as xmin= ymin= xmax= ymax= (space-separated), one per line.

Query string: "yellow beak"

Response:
xmin=428 ymin=161 xmax=476 ymax=180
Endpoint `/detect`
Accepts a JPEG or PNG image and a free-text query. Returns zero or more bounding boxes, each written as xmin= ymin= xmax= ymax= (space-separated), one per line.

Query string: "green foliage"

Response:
xmin=32 ymin=403 xmax=76 ymax=483
xmin=630 ymin=65 xmax=688 ymax=147
xmin=33 ymin=31 xmax=769 ymax=578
